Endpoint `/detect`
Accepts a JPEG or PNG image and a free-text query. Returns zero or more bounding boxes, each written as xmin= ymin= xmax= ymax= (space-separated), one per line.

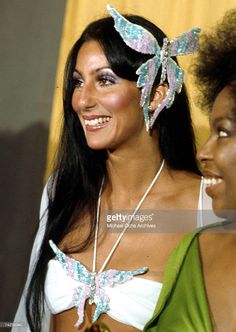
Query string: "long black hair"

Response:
xmin=26 ymin=14 xmax=200 ymax=331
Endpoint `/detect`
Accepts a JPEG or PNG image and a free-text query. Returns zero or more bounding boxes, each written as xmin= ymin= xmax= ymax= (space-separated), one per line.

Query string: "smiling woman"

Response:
xmin=144 ymin=9 xmax=236 ymax=332
xmin=11 ymin=5 xmax=218 ymax=332
xmin=71 ymin=40 xmax=145 ymax=151
xmin=195 ymin=20 xmax=236 ymax=330
xmin=195 ymin=9 xmax=236 ymax=223
xmin=198 ymin=84 xmax=236 ymax=218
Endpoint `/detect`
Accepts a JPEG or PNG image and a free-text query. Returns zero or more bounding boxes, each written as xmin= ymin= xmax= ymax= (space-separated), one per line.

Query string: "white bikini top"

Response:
xmin=44 ymin=177 xmax=220 ymax=330
xmin=45 ymin=259 xmax=162 ymax=330
xmin=12 ymin=178 xmax=221 ymax=332
xmin=45 ymin=166 xmax=166 ymax=331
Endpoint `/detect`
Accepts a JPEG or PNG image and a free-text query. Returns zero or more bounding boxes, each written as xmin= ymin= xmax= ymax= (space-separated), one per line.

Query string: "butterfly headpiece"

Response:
xmin=107 ymin=4 xmax=200 ymax=131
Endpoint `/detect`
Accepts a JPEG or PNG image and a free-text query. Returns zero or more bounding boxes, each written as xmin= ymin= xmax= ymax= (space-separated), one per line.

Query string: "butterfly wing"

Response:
xmin=137 ymin=55 xmax=161 ymax=105
xmin=150 ymin=58 xmax=184 ymax=128
xmin=98 ymin=266 xmax=148 ymax=287
xmin=136 ymin=55 xmax=161 ymax=130
xmin=107 ymin=4 xmax=160 ymax=55
xmin=168 ymin=28 xmax=201 ymax=56
xmin=49 ymin=240 xmax=90 ymax=282
xmin=73 ymin=285 xmax=91 ymax=328
xmin=91 ymin=266 xmax=148 ymax=322
xmin=92 ymin=287 xmax=110 ymax=323
xmin=166 ymin=58 xmax=184 ymax=105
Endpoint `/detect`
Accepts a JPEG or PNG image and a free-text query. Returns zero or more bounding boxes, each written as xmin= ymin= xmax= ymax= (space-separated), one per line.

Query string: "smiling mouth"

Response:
xmin=203 ymin=177 xmax=223 ymax=186
xmin=84 ymin=117 xmax=111 ymax=127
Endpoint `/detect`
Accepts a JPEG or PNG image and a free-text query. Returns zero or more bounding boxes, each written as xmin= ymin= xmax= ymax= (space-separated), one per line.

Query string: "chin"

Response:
xmin=213 ymin=206 xmax=236 ymax=222
xmin=86 ymin=139 xmax=108 ymax=150
xmin=212 ymin=201 xmax=227 ymax=220
xmin=88 ymin=144 xmax=107 ymax=150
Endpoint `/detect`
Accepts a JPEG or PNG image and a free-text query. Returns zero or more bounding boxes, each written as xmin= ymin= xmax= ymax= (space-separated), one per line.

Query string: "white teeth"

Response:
xmin=84 ymin=117 xmax=111 ymax=126
xmin=203 ymin=177 xmax=223 ymax=186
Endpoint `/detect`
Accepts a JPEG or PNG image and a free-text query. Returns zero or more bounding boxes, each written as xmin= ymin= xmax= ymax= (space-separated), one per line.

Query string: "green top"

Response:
xmin=143 ymin=223 xmax=224 ymax=332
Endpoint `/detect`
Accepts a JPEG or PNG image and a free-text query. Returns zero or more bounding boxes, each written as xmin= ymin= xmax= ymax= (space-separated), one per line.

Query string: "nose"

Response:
xmin=197 ymin=136 xmax=213 ymax=164
xmin=75 ymin=82 xmax=96 ymax=111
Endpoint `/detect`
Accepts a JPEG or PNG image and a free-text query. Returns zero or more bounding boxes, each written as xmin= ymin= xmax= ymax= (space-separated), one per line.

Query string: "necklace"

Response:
xmin=93 ymin=158 xmax=165 ymax=272
xmin=49 ymin=159 xmax=165 ymax=327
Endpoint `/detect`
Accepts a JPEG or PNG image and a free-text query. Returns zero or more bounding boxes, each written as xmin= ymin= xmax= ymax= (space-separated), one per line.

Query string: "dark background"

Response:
xmin=0 ymin=0 xmax=66 ymax=321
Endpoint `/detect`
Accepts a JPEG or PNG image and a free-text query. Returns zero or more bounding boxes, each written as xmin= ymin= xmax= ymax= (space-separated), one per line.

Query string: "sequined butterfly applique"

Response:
xmin=107 ymin=4 xmax=200 ymax=130
xmin=49 ymin=240 xmax=148 ymax=328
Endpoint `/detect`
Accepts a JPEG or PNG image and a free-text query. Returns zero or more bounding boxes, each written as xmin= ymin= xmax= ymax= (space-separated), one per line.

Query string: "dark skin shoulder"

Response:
xmin=199 ymin=222 xmax=236 ymax=332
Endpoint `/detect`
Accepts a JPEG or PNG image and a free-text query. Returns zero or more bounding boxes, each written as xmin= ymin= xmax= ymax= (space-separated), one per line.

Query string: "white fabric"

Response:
xmin=12 ymin=178 xmax=220 ymax=332
xmin=197 ymin=176 xmax=222 ymax=227
xmin=11 ymin=184 xmax=50 ymax=332
xmin=45 ymin=259 xmax=162 ymax=330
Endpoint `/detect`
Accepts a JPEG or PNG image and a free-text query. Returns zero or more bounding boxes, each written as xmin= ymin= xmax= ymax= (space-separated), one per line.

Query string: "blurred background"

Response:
xmin=1 ymin=0 xmax=235 ymax=324
xmin=0 ymin=0 xmax=65 ymax=321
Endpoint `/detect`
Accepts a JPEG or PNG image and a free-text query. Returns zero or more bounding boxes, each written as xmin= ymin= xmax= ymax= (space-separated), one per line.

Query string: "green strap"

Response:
xmin=143 ymin=223 xmax=225 ymax=332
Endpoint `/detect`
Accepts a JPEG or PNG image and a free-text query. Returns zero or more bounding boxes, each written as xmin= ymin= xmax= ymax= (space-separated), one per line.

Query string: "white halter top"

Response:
xmin=12 ymin=178 xmax=222 ymax=332
xmin=44 ymin=176 xmax=217 ymax=330
xmin=45 ymin=259 xmax=162 ymax=330
xmin=46 ymin=163 xmax=165 ymax=330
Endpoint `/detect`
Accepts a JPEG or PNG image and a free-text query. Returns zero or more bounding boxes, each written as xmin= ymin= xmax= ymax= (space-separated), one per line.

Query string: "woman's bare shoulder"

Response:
xmin=198 ymin=224 xmax=236 ymax=331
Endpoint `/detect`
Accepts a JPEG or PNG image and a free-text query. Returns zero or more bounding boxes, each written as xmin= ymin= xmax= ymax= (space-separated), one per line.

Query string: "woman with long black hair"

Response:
xmin=13 ymin=5 xmax=213 ymax=332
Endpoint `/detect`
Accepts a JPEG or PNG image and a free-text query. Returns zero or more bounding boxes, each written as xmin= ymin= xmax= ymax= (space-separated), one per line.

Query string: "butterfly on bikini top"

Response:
xmin=49 ymin=240 xmax=148 ymax=328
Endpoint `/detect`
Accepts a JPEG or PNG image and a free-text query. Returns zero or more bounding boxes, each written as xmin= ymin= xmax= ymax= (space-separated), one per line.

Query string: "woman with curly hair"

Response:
xmin=144 ymin=9 xmax=236 ymax=332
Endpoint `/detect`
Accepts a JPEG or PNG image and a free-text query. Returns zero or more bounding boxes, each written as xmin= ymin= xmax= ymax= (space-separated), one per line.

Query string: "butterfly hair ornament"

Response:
xmin=107 ymin=4 xmax=201 ymax=131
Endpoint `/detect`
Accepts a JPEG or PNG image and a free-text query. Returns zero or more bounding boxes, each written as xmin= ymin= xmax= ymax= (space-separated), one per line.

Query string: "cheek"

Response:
xmin=71 ymin=91 xmax=78 ymax=112
xmin=218 ymin=144 xmax=236 ymax=207
xmin=71 ymin=91 xmax=84 ymax=129
xmin=102 ymin=90 xmax=140 ymax=112
xmin=213 ymin=143 xmax=231 ymax=169
xmin=225 ymin=160 xmax=236 ymax=191
xmin=218 ymin=143 xmax=236 ymax=174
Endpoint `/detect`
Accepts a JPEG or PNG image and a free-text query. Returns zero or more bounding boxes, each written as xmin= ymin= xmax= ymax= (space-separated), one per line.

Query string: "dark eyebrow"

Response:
xmin=212 ymin=114 xmax=236 ymax=126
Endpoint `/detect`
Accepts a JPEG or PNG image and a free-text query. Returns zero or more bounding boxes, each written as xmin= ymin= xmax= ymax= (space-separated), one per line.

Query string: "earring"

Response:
xmin=148 ymin=105 xmax=154 ymax=113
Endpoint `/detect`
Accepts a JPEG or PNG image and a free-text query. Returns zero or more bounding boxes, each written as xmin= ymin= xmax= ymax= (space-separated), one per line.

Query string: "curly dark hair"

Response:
xmin=192 ymin=9 xmax=236 ymax=112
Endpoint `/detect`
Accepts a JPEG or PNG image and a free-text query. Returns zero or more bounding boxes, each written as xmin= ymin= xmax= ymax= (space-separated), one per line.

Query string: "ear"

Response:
xmin=148 ymin=83 xmax=169 ymax=112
